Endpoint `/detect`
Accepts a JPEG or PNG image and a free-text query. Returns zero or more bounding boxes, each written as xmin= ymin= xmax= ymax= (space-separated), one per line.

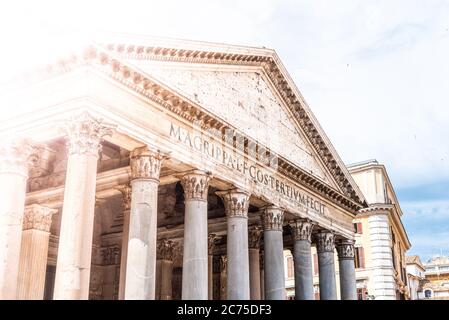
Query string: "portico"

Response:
xmin=0 ymin=38 xmax=366 ymax=300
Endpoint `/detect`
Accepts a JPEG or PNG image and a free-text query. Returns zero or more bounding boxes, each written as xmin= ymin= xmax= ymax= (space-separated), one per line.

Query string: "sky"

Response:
xmin=0 ymin=0 xmax=448 ymax=261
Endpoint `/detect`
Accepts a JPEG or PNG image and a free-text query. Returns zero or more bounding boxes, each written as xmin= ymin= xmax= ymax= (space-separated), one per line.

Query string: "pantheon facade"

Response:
xmin=0 ymin=38 xmax=368 ymax=300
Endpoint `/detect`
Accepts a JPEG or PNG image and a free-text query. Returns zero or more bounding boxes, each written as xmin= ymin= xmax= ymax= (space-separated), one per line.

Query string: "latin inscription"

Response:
xmin=170 ymin=123 xmax=326 ymax=215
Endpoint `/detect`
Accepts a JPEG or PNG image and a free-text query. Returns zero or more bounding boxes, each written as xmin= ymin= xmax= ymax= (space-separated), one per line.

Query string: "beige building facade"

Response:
xmin=420 ymin=256 xmax=449 ymax=299
xmin=0 ymin=37 xmax=368 ymax=300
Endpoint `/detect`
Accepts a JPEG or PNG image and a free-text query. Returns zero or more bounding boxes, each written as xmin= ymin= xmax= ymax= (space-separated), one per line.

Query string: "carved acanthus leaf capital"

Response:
xmin=0 ymin=138 xmax=34 ymax=177
xmin=336 ymin=239 xmax=355 ymax=260
xmin=117 ymin=184 xmax=132 ymax=211
xmin=63 ymin=112 xmax=115 ymax=157
xmin=179 ymin=170 xmax=211 ymax=201
xmin=23 ymin=204 xmax=57 ymax=232
xmin=248 ymin=226 xmax=263 ymax=249
xmin=130 ymin=147 xmax=166 ymax=181
xmin=289 ymin=219 xmax=314 ymax=242
xmin=208 ymin=234 xmax=218 ymax=255
xmin=216 ymin=189 xmax=250 ymax=218
xmin=315 ymin=231 xmax=335 ymax=253
xmin=157 ymin=239 xmax=178 ymax=261
xmin=262 ymin=206 xmax=284 ymax=231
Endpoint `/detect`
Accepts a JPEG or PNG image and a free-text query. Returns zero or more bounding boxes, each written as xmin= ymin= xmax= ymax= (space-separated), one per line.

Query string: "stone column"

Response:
xmin=337 ymin=239 xmax=357 ymax=300
xmin=260 ymin=252 xmax=265 ymax=300
xmin=17 ymin=204 xmax=57 ymax=299
xmin=208 ymin=234 xmax=217 ymax=300
xmin=248 ymin=226 xmax=262 ymax=300
xmin=316 ymin=230 xmax=338 ymax=300
xmin=0 ymin=139 xmax=32 ymax=299
xmin=219 ymin=255 xmax=227 ymax=300
xmin=180 ymin=170 xmax=210 ymax=300
xmin=156 ymin=239 xmax=177 ymax=300
xmin=125 ymin=147 xmax=165 ymax=300
xmin=217 ymin=189 xmax=251 ymax=300
xmin=289 ymin=219 xmax=314 ymax=300
xmin=262 ymin=206 xmax=285 ymax=300
xmin=117 ymin=184 xmax=131 ymax=300
xmin=53 ymin=113 xmax=114 ymax=300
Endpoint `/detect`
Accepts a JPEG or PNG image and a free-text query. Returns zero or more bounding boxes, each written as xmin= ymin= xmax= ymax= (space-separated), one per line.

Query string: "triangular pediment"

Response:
xmin=128 ymin=63 xmax=338 ymax=188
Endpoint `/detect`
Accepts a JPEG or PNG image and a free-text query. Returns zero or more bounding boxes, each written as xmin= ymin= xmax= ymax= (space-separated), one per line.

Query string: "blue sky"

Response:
xmin=0 ymin=0 xmax=448 ymax=261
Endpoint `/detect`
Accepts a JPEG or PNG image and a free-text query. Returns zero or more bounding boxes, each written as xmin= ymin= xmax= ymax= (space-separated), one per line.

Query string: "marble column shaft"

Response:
xmin=17 ymin=205 xmax=56 ymax=300
xmin=248 ymin=226 xmax=262 ymax=300
xmin=125 ymin=147 xmax=165 ymax=300
xmin=260 ymin=252 xmax=265 ymax=300
xmin=316 ymin=231 xmax=338 ymax=300
xmin=0 ymin=139 xmax=32 ymax=299
xmin=337 ymin=240 xmax=357 ymax=300
xmin=217 ymin=189 xmax=251 ymax=300
xmin=219 ymin=255 xmax=227 ymax=300
xmin=289 ymin=219 xmax=314 ymax=300
xmin=117 ymin=185 xmax=131 ymax=300
xmin=180 ymin=170 xmax=210 ymax=300
xmin=262 ymin=206 xmax=285 ymax=300
xmin=54 ymin=114 xmax=114 ymax=300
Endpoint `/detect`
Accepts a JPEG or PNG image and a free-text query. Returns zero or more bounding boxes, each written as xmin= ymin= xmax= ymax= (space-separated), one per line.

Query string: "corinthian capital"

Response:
xmin=157 ymin=239 xmax=177 ymax=261
xmin=289 ymin=219 xmax=314 ymax=242
xmin=23 ymin=204 xmax=57 ymax=232
xmin=216 ymin=189 xmax=250 ymax=218
xmin=248 ymin=226 xmax=263 ymax=249
xmin=262 ymin=206 xmax=284 ymax=231
xmin=315 ymin=231 xmax=335 ymax=253
xmin=0 ymin=138 xmax=34 ymax=177
xmin=179 ymin=170 xmax=211 ymax=201
xmin=336 ymin=239 xmax=355 ymax=260
xmin=130 ymin=147 xmax=166 ymax=181
xmin=208 ymin=234 xmax=218 ymax=255
xmin=63 ymin=112 xmax=115 ymax=157
xmin=116 ymin=184 xmax=132 ymax=211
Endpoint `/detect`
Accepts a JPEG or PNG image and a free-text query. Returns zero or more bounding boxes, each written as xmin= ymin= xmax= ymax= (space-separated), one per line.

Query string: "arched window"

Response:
xmin=424 ymin=289 xmax=432 ymax=298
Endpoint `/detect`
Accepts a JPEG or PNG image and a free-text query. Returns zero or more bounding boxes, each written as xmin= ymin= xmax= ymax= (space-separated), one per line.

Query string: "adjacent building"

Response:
xmin=348 ymin=160 xmax=411 ymax=300
xmin=406 ymin=255 xmax=425 ymax=300
xmin=420 ymin=256 xmax=449 ymax=299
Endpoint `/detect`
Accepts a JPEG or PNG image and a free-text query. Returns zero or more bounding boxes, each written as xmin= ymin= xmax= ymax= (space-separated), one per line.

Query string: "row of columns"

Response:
xmin=0 ymin=113 xmax=356 ymax=300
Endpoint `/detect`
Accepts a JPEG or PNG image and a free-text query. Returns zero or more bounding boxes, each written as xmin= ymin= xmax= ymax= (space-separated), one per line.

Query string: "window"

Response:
xmin=354 ymin=222 xmax=363 ymax=234
xmin=314 ymin=285 xmax=320 ymax=300
xmin=354 ymin=247 xmax=365 ymax=269
xmin=287 ymin=257 xmax=294 ymax=278
xmin=424 ymin=290 xmax=432 ymax=298
xmin=357 ymin=288 xmax=367 ymax=300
